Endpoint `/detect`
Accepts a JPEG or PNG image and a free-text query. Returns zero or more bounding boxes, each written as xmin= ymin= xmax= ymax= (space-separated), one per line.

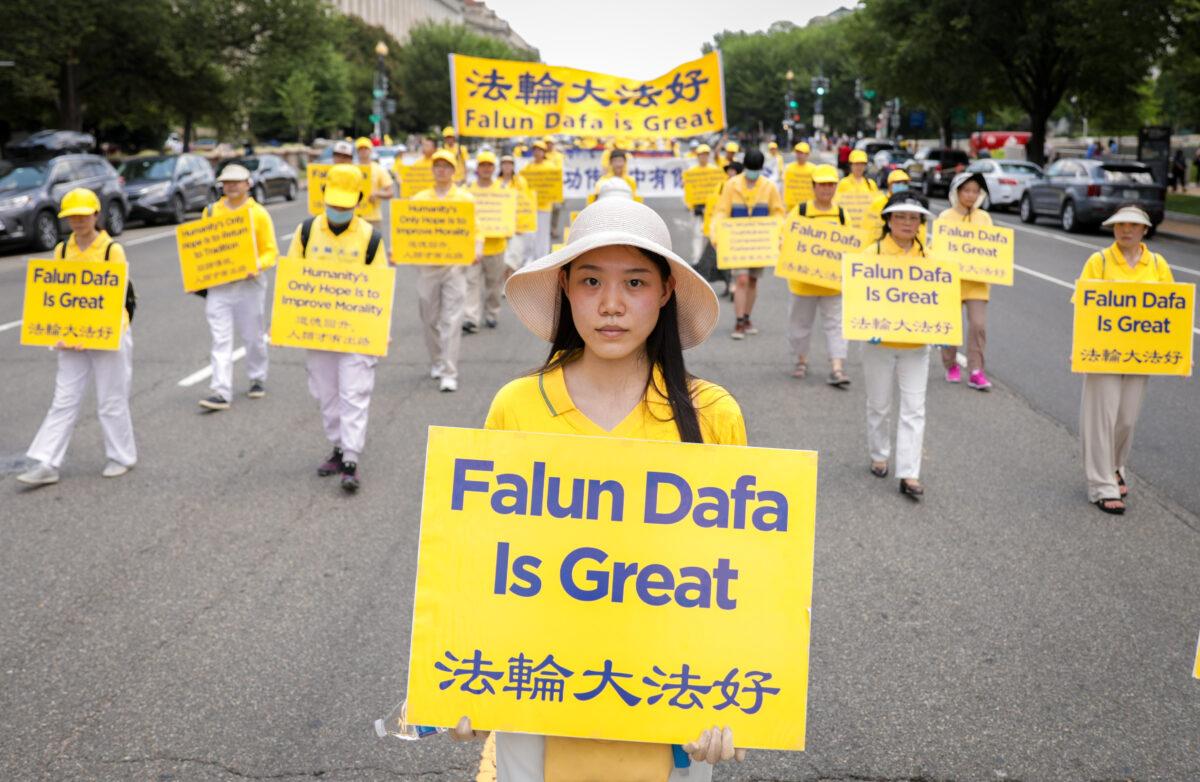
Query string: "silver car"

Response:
xmin=1020 ymin=158 xmax=1165 ymax=233
xmin=965 ymin=158 xmax=1042 ymax=210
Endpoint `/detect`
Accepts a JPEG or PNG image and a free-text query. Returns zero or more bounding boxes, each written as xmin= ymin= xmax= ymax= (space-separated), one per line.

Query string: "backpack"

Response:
xmin=296 ymin=216 xmax=382 ymax=264
xmin=58 ymin=236 xmax=136 ymax=323
xmin=798 ymin=201 xmax=847 ymax=224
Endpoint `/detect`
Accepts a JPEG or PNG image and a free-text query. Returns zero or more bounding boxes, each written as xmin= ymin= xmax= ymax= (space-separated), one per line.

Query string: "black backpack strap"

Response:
xmin=56 ymin=239 xmax=67 ymax=259
xmin=104 ymin=241 xmax=113 ymax=261
xmin=365 ymin=228 xmax=383 ymax=266
xmin=798 ymin=202 xmax=807 ymax=217
xmin=299 ymin=217 xmax=316 ymax=258
xmin=106 ymin=240 xmax=137 ymax=322
xmin=837 ymin=207 xmax=846 ymax=225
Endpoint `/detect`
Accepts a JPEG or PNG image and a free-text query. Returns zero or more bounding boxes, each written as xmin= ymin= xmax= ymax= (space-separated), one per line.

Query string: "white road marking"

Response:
xmin=177 ymin=348 xmax=243 ymax=387
xmin=0 ymin=319 xmax=22 ymax=333
xmin=995 ymin=216 xmax=1200 ymax=278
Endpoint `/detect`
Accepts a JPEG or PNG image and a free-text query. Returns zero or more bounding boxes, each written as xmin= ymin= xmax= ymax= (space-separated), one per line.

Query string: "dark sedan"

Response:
xmin=0 ymin=155 xmax=128 ymax=251
xmin=1019 ymin=159 xmax=1165 ymax=233
xmin=119 ymin=154 xmax=218 ymax=224
xmin=217 ymin=155 xmax=298 ymax=203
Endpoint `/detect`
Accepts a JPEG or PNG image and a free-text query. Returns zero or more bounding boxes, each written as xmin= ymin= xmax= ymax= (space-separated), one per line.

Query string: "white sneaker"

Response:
xmin=16 ymin=462 xmax=59 ymax=486
xmin=101 ymin=460 xmax=130 ymax=478
xmin=430 ymin=365 xmax=442 ymax=380
xmin=439 ymin=376 xmax=458 ymax=393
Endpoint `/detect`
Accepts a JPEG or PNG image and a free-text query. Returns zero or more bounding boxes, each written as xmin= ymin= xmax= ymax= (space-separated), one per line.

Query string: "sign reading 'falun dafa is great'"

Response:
xmin=450 ymin=51 xmax=727 ymax=139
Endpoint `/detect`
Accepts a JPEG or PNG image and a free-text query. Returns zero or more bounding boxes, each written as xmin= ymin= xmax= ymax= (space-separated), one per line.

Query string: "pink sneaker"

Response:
xmin=945 ymin=365 xmax=962 ymax=383
xmin=968 ymin=369 xmax=993 ymax=390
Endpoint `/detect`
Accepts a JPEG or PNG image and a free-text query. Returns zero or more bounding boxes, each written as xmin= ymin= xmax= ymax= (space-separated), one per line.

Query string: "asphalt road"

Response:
xmin=1 ymin=194 xmax=1198 ymax=781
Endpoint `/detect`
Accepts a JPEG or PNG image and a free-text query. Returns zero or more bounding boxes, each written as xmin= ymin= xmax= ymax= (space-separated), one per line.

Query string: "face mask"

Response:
xmin=744 ymin=170 xmax=760 ymax=181
xmin=326 ymin=205 xmax=355 ymax=225
xmin=892 ymin=182 xmax=909 ymax=193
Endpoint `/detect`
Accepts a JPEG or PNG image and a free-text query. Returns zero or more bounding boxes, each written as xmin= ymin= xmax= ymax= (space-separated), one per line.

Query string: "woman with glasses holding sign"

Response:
xmin=449 ymin=196 xmax=750 ymax=780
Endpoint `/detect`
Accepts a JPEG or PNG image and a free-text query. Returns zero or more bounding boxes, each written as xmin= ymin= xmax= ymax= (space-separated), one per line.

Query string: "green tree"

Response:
xmin=277 ymin=71 xmax=318 ymax=141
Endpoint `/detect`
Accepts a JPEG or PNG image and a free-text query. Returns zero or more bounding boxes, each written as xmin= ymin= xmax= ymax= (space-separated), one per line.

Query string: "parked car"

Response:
xmin=0 ymin=154 xmax=128 ymax=251
xmin=855 ymin=137 xmax=898 ymax=158
xmin=1020 ymin=159 xmax=1165 ymax=233
xmin=4 ymin=129 xmax=96 ymax=162
xmin=965 ymin=158 xmax=1043 ymax=210
xmin=119 ymin=154 xmax=217 ymax=225
xmin=907 ymin=147 xmax=970 ymax=196
xmin=217 ymin=154 xmax=298 ymax=203
xmin=872 ymin=149 xmax=913 ymax=188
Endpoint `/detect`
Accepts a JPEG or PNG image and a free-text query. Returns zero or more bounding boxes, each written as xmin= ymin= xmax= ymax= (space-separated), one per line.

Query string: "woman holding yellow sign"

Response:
xmin=18 ymin=188 xmax=137 ymax=486
xmin=1078 ymin=205 xmax=1175 ymax=515
xmin=498 ymin=153 xmax=531 ymax=277
xmin=938 ymin=172 xmax=994 ymax=391
xmin=446 ymin=197 xmax=749 ymax=780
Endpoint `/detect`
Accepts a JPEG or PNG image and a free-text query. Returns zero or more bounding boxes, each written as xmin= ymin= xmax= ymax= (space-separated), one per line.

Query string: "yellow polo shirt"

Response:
xmin=1079 ymin=242 xmax=1174 ymax=284
xmin=207 ymin=197 xmax=278 ymax=270
xmin=712 ymin=174 xmax=785 ymax=221
xmin=285 ymin=214 xmax=383 ymax=265
xmin=835 ymin=175 xmax=877 ymax=197
xmin=785 ymin=200 xmax=842 ymax=297
xmin=356 ymin=162 xmax=393 ymax=223
xmin=863 ymin=233 xmax=926 ymax=349
xmin=936 ymin=206 xmax=994 ymax=301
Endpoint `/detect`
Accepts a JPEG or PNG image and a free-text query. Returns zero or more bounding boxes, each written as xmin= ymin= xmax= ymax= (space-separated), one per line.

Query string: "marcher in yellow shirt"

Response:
xmin=354 ymin=136 xmax=394 ymax=229
xmin=18 ymin=188 xmax=137 ymax=486
xmin=937 ymin=171 xmax=994 ymax=390
xmin=498 ymin=153 xmax=530 ymax=276
xmin=782 ymin=142 xmax=816 ymax=212
xmin=441 ymin=126 xmax=469 ymax=184
xmin=1077 ymin=205 xmax=1175 ymax=515
xmin=717 ymin=140 xmax=740 ymax=168
xmin=453 ymin=195 xmax=749 ymax=782
xmin=464 ymin=151 xmax=508 ymax=334
xmin=712 ymin=149 xmax=784 ymax=339
xmin=836 ymin=149 xmax=878 ymax=197
xmin=522 ymin=141 xmax=560 ymax=259
xmin=785 ymin=164 xmax=850 ymax=386
xmin=686 ymin=143 xmax=719 ymax=262
xmin=767 ymin=141 xmax=785 ymax=185
xmin=588 ymin=149 xmax=639 ymax=203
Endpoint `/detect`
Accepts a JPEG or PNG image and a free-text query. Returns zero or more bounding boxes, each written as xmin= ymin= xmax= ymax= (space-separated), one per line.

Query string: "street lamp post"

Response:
xmin=373 ymin=41 xmax=389 ymax=141
xmin=784 ymin=69 xmax=795 ymax=149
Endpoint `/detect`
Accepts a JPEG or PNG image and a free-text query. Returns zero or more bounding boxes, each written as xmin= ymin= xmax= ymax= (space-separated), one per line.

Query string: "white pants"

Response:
xmin=495 ymin=732 xmax=713 ymax=782
xmin=505 ymin=234 xmax=529 ymax=271
xmin=691 ymin=211 xmax=705 ymax=263
xmin=305 ymin=350 xmax=376 ymax=463
xmin=1080 ymin=374 xmax=1148 ymax=502
xmin=463 ymin=252 xmax=506 ymax=326
xmin=788 ymin=293 xmax=847 ymax=361
xmin=205 ymin=279 xmax=268 ymax=400
xmin=416 ymin=265 xmax=466 ymax=382
xmin=27 ymin=330 xmax=136 ymax=469
xmin=862 ymin=344 xmax=930 ymax=479
xmin=533 ymin=211 xmax=552 ymax=259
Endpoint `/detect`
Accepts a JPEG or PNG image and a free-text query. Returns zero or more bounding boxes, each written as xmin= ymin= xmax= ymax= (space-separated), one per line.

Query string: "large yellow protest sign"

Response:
xmin=21 ymin=259 xmax=126 ymax=350
xmin=399 ymin=164 xmax=436 ymax=199
xmin=775 ymin=218 xmax=865 ymax=291
xmin=521 ymin=166 xmax=564 ymax=208
xmin=783 ymin=170 xmax=815 ymax=212
xmin=516 ymin=190 xmax=538 ymax=233
xmin=469 ymin=186 xmax=518 ymax=239
xmin=391 ymin=200 xmax=476 ymax=265
xmin=841 ymin=253 xmax=963 ymax=345
xmin=406 ymin=426 xmax=817 ymax=750
xmin=683 ymin=166 xmax=725 ymax=208
xmin=931 ymin=219 xmax=1015 ymax=286
xmin=833 ymin=191 xmax=875 ymax=229
xmin=451 ymin=51 xmax=726 ymax=139
xmin=175 ymin=207 xmax=258 ymax=293
xmin=269 ymin=259 xmax=395 ymax=356
xmin=716 ymin=217 xmax=781 ymax=270
xmin=1071 ymin=281 xmax=1194 ymax=376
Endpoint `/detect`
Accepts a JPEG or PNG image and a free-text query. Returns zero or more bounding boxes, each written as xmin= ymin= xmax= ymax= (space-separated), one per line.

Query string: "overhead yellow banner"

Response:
xmin=520 ymin=165 xmax=564 ymax=208
xmin=833 ymin=191 xmax=874 ymax=230
xmin=1071 ymin=281 xmax=1194 ymax=376
xmin=469 ymin=186 xmax=518 ymax=239
xmin=516 ymin=190 xmax=538 ymax=233
xmin=399 ymin=163 xmax=436 ymax=199
xmin=930 ymin=220 xmax=1015 ymax=286
xmin=21 ymin=259 xmax=126 ymax=350
xmin=269 ymin=259 xmax=395 ymax=356
xmin=391 ymin=200 xmax=476 ymax=265
xmin=175 ymin=207 xmax=258 ymax=293
xmin=783 ymin=171 xmax=815 ymax=212
xmin=405 ymin=426 xmax=817 ymax=750
xmin=841 ymin=253 xmax=963 ymax=345
xmin=775 ymin=217 xmax=865 ymax=291
xmin=716 ymin=217 xmax=781 ymax=270
xmin=451 ymin=51 xmax=726 ymax=139
xmin=682 ymin=166 xmax=725 ymax=208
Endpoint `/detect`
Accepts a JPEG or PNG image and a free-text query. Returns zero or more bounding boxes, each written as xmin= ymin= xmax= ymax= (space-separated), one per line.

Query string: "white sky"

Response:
xmin=482 ymin=0 xmax=855 ymax=79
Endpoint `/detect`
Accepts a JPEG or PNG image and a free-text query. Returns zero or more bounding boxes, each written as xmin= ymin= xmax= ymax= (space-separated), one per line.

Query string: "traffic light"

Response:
xmin=788 ymin=98 xmax=799 ymax=109
xmin=864 ymin=89 xmax=877 ymax=101
xmin=815 ymin=85 xmax=826 ymax=96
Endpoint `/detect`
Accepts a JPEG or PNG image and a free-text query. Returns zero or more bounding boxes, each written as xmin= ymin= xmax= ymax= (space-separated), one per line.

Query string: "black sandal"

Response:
xmin=1116 ymin=473 xmax=1129 ymax=498
xmin=899 ymin=479 xmax=924 ymax=501
xmin=827 ymin=369 xmax=851 ymax=388
xmin=1094 ymin=498 xmax=1125 ymax=515
xmin=869 ymin=462 xmax=888 ymax=478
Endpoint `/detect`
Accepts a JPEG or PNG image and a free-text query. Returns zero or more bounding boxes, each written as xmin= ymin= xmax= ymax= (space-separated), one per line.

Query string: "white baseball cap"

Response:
xmin=332 ymin=140 xmax=354 ymax=156
xmin=217 ymin=164 xmax=251 ymax=182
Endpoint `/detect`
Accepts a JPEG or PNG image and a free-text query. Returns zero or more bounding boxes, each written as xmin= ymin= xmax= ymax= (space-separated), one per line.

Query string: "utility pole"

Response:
xmin=810 ymin=74 xmax=828 ymax=133
xmin=372 ymin=41 xmax=389 ymax=141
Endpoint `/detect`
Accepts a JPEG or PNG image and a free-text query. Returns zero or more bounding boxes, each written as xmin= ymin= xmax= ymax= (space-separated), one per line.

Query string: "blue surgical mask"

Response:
xmin=744 ymin=169 xmax=760 ymax=181
xmin=326 ymin=205 xmax=355 ymax=225
xmin=892 ymin=182 xmax=909 ymax=193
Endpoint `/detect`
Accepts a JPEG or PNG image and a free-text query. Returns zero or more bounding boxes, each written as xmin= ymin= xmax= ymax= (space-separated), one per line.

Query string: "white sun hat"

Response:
xmin=1101 ymin=205 xmax=1152 ymax=227
xmin=504 ymin=197 xmax=719 ymax=350
xmin=595 ymin=177 xmax=634 ymax=201
xmin=881 ymin=191 xmax=933 ymax=218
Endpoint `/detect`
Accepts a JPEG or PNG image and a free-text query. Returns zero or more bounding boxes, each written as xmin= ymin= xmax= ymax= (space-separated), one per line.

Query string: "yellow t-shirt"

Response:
xmin=835 ymin=175 xmax=877 ymax=197
xmin=712 ymin=174 xmax=785 ymax=221
xmin=1079 ymin=242 xmax=1174 ymax=284
xmin=587 ymin=173 xmax=640 ymax=204
xmin=207 ymin=197 xmax=278 ymax=270
xmin=58 ymin=231 xmax=129 ymax=327
xmin=863 ymin=233 xmax=926 ymax=349
xmin=785 ymin=200 xmax=842 ymax=297
xmin=285 ymin=214 xmax=383 ymax=266
xmin=470 ymin=179 xmax=508 ymax=256
xmin=356 ymin=162 xmax=393 ymax=223
xmin=936 ymin=206 xmax=994 ymax=301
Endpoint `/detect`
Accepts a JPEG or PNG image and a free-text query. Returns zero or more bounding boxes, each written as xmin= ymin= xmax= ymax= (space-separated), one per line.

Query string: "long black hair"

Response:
xmin=534 ymin=249 xmax=704 ymax=443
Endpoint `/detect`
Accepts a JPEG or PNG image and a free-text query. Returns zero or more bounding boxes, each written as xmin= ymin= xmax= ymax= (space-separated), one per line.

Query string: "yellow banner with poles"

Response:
xmin=1071 ymin=281 xmax=1194 ymax=376
xmin=21 ymin=259 xmax=127 ymax=350
xmin=930 ymin=219 xmax=1015 ymax=286
xmin=391 ymin=200 xmax=477 ymax=265
xmin=450 ymin=51 xmax=726 ymax=139
xmin=405 ymin=426 xmax=817 ymax=750
xmin=175 ymin=207 xmax=259 ymax=293
xmin=269 ymin=259 xmax=395 ymax=356
xmin=716 ymin=217 xmax=781 ymax=270
xmin=775 ymin=218 xmax=865 ymax=291
xmin=841 ymin=253 xmax=963 ymax=345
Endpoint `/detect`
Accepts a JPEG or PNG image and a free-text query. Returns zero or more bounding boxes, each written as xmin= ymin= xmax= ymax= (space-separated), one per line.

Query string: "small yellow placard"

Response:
xmin=269 ymin=259 xmax=395 ymax=356
xmin=175 ymin=207 xmax=258 ymax=293
xmin=683 ymin=166 xmax=726 ymax=208
xmin=399 ymin=164 xmax=436 ymax=199
xmin=522 ymin=166 xmax=564 ymax=207
xmin=716 ymin=217 xmax=782 ymax=270
xmin=783 ymin=170 xmax=815 ymax=212
xmin=391 ymin=200 xmax=476 ymax=266
xmin=470 ymin=186 xmax=518 ymax=239
xmin=517 ymin=190 xmax=538 ymax=233
xmin=833 ymin=191 xmax=875 ymax=229
xmin=1071 ymin=281 xmax=1194 ymax=376
xmin=841 ymin=253 xmax=963 ymax=345
xmin=931 ymin=219 xmax=1015 ymax=286
xmin=405 ymin=426 xmax=817 ymax=750
xmin=775 ymin=217 xmax=864 ymax=291
xmin=21 ymin=259 xmax=127 ymax=350
xmin=307 ymin=164 xmax=330 ymax=216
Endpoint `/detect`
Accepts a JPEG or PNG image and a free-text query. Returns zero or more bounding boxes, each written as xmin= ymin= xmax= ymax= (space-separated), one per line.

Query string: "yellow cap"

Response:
xmin=725 ymin=141 xmax=740 ymax=153
xmin=794 ymin=142 xmax=811 ymax=153
xmin=768 ymin=141 xmax=778 ymax=150
xmin=532 ymin=140 xmax=548 ymax=151
xmin=475 ymin=150 xmax=498 ymax=166
xmin=443 ymin=127 xmax=458 ymax=138
xmin=542 ymin=135 xmax=555 ymax=144
xmin=849 ymin=149 xmax=869 ymax=164
xmin=887 ymin=168 xmax=911 ymax=184
xmin=431 ymin=149 xmax=458 ymax=167
xmin=58 ymin=188 xmax=101 ymax=217
xmin=811 ymin=164 xmax=839 ymax=184
xmin=324 ymin=164 xmax=364 ymax=209
xmin=695 ymin=144 xmax=711 ymax=154
xmin=355 ymin=137 xmax=373 ymax=149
